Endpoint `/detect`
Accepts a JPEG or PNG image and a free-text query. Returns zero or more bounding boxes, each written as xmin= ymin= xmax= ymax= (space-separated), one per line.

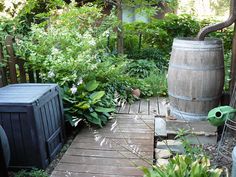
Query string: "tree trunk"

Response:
xmin=117 ymin=0 xmax=124 ymax=55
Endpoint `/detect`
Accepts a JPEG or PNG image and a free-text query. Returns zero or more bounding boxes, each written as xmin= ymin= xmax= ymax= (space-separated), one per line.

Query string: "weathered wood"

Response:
xmin=52 ymin=171 xmax=136 ymax=177
xmin=118 ymin=103 xmax=130 ymax=114
xmin=0 ymin=44 xmax=7 ymax=87
xmin=139 ymin=99 xmax=149 ymax=114
xmin=129 ymin=100 xmax=140 ymax=114
xmin=17 ymin=58 xmax=26 ymax=83
xmin=36 ymin=70 xmax=41 ymax=83
xmin=60 ymin=155 xmax=149 ymax=167
xmin=5 ymin=36 xmax=17 ymax=84
xmin=28 ymin=69 xmax=35 ymax=83
xmin=54 ymin=163 xmax=143 ymax=176
xmin=65 ymin=148 xmax=153 ymax=159
xmin=52 ymin=99 xmax=154 ymax=177
xmin=157 ymin=97 xmax=168 ymax=116
xmin=168 ymin=38 xmax=224 ymax=121
xmin=230 ymin=23 xmax=236 ymax=96
xmin=149 ymin=97 xmax=158 ymax=115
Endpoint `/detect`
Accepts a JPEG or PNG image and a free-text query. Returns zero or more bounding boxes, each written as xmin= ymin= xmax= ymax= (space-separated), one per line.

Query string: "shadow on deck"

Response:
xmin=51 ymin=97 xmax=167 ymax=177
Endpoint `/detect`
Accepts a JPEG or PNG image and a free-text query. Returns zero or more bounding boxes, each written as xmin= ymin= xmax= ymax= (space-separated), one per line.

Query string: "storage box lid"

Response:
xmin=0 ymin=84 xmax=58 ymax=104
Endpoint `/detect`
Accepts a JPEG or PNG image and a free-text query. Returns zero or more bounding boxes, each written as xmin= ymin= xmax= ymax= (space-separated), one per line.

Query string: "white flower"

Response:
xmin=70 ymin=84 xmax=77 ymax=94
xmin=102 ymin=30 xmax=110 ymax=37
xmin=48 ymin=71 xmax=55 ymax=78
xmin=77 ymin=78 xmax=83 ymax=86
xmin=51 ymin=47 xmax=60 ymax=55
xmin=88 ymin=39 xmax=96 ymax=46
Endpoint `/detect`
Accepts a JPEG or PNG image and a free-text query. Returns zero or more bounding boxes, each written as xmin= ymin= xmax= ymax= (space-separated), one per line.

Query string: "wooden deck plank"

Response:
xmin=129 ymin=100 xmax=140 ymax=114
xmin=51 ymin=98 xmax=155 ymax=177
xmin=65 ymin=148 xmax=153 ymax=159
xmin=157 ymin=97 xmax=168 ymax=116
xmin=51 ymin=171 xmax=138 ymax=177
xmin=139 ymin=99 xmax=149 ymax=114
xmin=73 ymin=137 xmax=153 ymax=144
xmin=118 ymin=103 xmax=130 ymax=114
xmin=60 ymin=155 xmax=150 ymax=167
xmin=54 ymin=163 xmax=143 ymax=176
xmin=149 ymin=97 xmax=158 ymax=115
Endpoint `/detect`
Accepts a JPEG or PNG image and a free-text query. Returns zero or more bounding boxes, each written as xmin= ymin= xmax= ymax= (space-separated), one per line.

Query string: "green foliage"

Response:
xmin=224 ymin=51 xmax=232 ymax=91
xmin=126 ymin=60 xmax=157 ymax=78
xmin=144 ymin=71 xmax=167 ymax=96
xmin=124 ymin=13 xmax=233 ymax=56
xmin=127 ymin=48 xmax=168 ymax=70
xmin=15 ymin=4 xmax=146 ymax=127
xmin=141 ymin=129 xmax=222 ymax=177
xmin=63 ymin=80 xmax=115 ymax=127
xmin=124 ymin=13 xmax=201 ymax=55
xmin=14 ymin=168 xmax=48 ymax=177
xmin=141 ymin=155 xmax=222 ymax=177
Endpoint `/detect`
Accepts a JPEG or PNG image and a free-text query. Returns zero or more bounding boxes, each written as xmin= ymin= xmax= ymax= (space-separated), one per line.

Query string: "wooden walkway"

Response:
xmin=51 ymin=97 xmax=165 ymax=177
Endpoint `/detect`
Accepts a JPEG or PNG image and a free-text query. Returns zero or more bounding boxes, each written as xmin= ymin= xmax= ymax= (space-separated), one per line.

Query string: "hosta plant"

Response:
xmin=141 ymin=155 xmax=222 ymax=177
xmin=63 ymin=79 xmax=115 ymax=127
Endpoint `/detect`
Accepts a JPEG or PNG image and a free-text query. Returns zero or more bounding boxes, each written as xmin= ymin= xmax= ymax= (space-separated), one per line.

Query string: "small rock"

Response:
xmin=155 ymin=148 xmax=172 ymax=159
xmin=156 ymin=140 xmax=185 ymax=154
xmin=156 ymin=158 xmax=169 ymax=166
xmin=155 ymin=118 xmax=167 ymax=137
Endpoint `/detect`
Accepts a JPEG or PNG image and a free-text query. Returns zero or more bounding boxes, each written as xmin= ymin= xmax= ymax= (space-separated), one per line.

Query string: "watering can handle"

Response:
xmin=225 ymin=109 xmax=236 ymax=120
xmin=197 ymin=0 xmax=236 ymax=40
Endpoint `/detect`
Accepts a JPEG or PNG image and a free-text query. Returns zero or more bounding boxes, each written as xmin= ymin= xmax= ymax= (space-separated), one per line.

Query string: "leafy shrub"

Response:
xmin=127 ymin=48 xmax=168 ymax=70
xmin=144 ymin=71 xmax=167 ymax=96
xmin=141 ymin=129 xmax=222 ymax=177
xmin=126 ymin=59 xmax=157 ymax=78
xmin=14 ymin=168 xmax=48 ymax=177
xmin=16 ymin=4 xmax=150 ymax=127
xmin=63 ymin=80 xmax=115 ymax=127
xmin=124 ymin=13 xmax=233 ymax=62
xmin=141 ymin=155 xmax=222 ymax=177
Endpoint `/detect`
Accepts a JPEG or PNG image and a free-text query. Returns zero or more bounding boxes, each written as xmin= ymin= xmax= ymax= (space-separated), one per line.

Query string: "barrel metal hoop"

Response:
xmin=168 ymin=92 xmax=221 ymax=101
xmin=169 ymin=64 xmax=224 ymax=71
xmin=170 ymin=106 xmax=207 ymax=121
xmin=172 ymin=46 xmax=222 ymax=51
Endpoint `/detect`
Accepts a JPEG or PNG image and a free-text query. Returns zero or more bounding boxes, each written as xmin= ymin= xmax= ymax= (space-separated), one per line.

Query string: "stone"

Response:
xmin=156 ymin=140 xmax=185 ymax=154
xmin=156 ymin=158 xmax=169 ymax=166
xmin=155 ymin=148 xmax=172 ymax=159
xmin=155 ymin=118 xmax=167 ymax=137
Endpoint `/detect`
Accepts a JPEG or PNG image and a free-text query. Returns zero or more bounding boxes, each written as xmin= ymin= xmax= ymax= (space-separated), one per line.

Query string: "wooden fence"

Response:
xmin=0 ymin=35 xmax=41 ymax=87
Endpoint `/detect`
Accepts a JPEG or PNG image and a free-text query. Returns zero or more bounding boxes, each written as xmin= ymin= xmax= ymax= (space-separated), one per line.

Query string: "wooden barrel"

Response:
xmin=168 ymin=38 xmax=224 ymax=121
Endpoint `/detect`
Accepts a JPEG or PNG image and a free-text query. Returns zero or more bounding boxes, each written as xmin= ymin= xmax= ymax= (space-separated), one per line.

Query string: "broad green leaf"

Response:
xmin=85 ymin=113 xmax=102 ymax=127
xmin=85 ymin=80 xmax=99 ymax=92
xmin=100 ymin=114 xmax=108 ymax=124
xmin=95 ymin=107 xmax=115 ymax=113
xmin=76 ymin=101 xmax=90 ymax=109
xmin=90 ymin=91 xmax=105 ymax=103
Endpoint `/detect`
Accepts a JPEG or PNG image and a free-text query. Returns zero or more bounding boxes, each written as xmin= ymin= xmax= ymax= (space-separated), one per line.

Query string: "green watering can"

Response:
xmin=207 ymin=106 xmax=236 ymax=126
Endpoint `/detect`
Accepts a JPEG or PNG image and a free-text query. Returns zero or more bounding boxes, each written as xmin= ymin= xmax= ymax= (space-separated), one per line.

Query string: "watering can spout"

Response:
xmin=207 ymin=106 xmax=236 ymax=126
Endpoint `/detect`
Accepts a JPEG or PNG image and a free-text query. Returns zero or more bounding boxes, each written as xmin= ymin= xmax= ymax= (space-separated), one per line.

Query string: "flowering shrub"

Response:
xmin=16 ymin=3 xmax=145 ymax=127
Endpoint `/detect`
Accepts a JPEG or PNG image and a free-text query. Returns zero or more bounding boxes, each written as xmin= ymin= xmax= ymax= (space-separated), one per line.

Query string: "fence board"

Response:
xmin=5 ymin=36 xmax=17 ymax=84
xmin=17 ymin=58 xmax=26 ymax=83
xmin=0 ymin=44 xmax=7 ymax=87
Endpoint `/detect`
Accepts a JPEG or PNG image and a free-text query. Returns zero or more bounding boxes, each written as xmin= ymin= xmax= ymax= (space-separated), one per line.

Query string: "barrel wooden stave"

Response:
xmin=168 ymin=38 xmax=224 ymax=121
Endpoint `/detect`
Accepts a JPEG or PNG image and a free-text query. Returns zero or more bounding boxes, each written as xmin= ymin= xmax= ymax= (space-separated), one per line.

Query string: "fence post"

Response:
xmin=0 ymin=44 xmax=7 ymax=87
xmin=5 ymin=35 xmax=17 ymax=84
xmin=17 ymin=58 xmax=26 ymax=83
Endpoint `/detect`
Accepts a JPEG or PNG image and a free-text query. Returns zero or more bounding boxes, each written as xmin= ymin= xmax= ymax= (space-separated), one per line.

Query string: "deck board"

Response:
xmin=51 ymin=98 xmax=157 ymax=177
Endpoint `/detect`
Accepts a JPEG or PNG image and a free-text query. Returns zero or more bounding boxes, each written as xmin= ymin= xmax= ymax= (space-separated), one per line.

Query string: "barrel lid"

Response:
xmin=173 ymin=37 xmax=222 ymax=50
xmin=0 ymin=83 xmax=58 ymax=104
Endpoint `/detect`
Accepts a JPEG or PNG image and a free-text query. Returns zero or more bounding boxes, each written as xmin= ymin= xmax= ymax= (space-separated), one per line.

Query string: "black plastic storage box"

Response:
xmin=0 ymin=84 xmax=65 ymax=169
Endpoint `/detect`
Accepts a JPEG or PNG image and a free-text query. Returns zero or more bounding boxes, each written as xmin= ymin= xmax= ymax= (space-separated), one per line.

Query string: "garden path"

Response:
xmin=51 ymin=97 xmax=167 ymax=177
